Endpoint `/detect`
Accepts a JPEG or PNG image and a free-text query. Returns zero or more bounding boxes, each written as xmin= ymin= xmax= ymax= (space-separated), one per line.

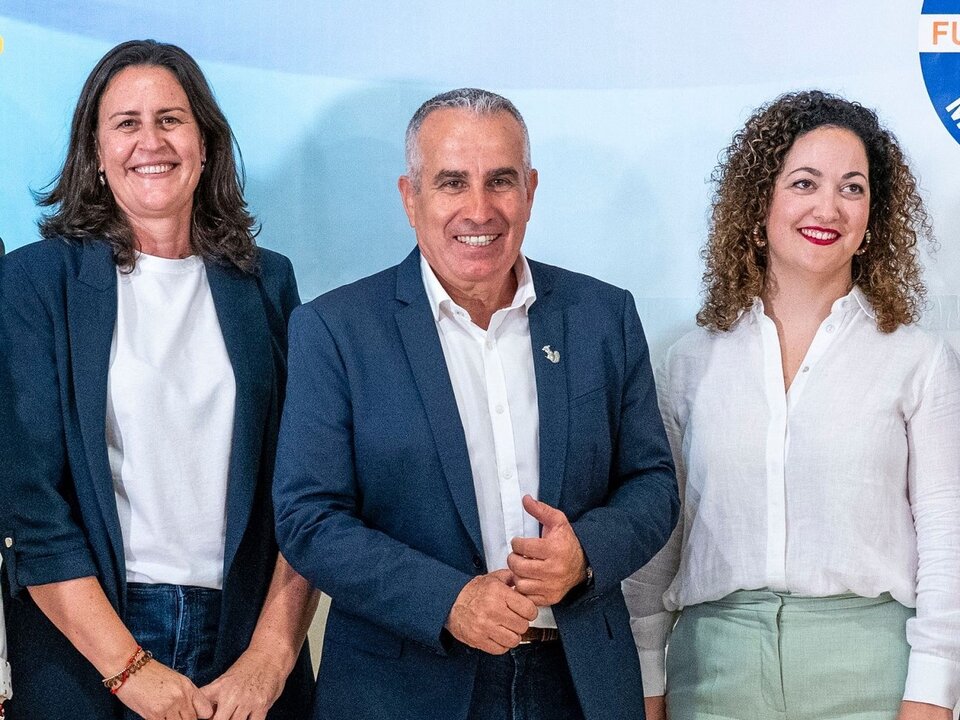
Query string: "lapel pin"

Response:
xmin=542 ymin=345 xmax=560 ymax=364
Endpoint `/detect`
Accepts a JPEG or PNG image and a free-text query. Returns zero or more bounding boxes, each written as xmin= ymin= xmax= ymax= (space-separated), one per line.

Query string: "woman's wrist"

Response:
xmin=244 ymin=637 xmax=297 ymax=677
xmin=102 ymin=645 xmax=153 ymax=694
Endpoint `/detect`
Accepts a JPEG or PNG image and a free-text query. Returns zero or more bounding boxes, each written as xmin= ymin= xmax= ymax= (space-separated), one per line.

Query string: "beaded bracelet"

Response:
xmin=102 ymin=646 xmax=153 ymax=694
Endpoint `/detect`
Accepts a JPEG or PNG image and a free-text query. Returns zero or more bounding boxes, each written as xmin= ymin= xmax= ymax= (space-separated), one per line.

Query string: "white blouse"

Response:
xmin=624 ymin=288 xmax=960 ymax=708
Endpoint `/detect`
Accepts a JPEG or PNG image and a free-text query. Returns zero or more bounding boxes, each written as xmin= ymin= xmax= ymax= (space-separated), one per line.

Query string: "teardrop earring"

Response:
xmin=855 ymin=229 xmax=871 ymax=256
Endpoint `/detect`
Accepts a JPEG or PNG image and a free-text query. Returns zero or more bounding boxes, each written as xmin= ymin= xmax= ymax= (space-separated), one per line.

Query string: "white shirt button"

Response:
xmin=495 ymin=404 xmax=505 ymax=414
xmin=802 ymin=366 xmax=810 ymax=373
xmin=826 ymin=324 xmax=835 ymax=333
xmin=486 ymin=340 xmax=495 ymax=350
xmin=503 ymin=469 xmax=513 ymax=479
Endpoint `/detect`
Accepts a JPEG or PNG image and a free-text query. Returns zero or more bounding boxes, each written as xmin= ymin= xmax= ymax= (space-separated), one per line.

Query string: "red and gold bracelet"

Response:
xmin=102 ymin=646 xmax=153 ymax=694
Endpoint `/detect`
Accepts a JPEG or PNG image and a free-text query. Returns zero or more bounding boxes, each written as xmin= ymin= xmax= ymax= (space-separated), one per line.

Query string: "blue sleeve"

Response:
xmin=568 ymin=290 xmax=680 ymax=600
xmin=0 ymin=253 xmax=99 ymax=597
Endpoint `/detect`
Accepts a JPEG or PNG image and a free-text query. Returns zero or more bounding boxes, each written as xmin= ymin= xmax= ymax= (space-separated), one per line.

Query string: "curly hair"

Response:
xmin=36 ymin=40 xmax=259 ymax=273
xmin=697 ymin=90 xmax=931 ymax=333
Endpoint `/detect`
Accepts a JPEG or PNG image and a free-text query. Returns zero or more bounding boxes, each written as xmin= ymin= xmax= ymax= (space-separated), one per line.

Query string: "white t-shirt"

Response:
xmin=106 ymin=253 xmax=236 ymax=589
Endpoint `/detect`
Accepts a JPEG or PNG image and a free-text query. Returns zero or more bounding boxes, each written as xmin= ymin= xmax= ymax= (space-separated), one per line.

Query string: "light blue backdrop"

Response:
xmin=2 ymin=1 xmax=958 ymax=356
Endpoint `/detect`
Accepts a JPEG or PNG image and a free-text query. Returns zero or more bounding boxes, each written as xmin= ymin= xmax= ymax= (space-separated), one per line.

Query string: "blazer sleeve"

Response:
xmin=0 ymin=253 xmax=99 ymax=596
xmin=568 ymin=290 xmax=680 ymax=600
xmin=273 ymin=302 xmax=474 ymax=652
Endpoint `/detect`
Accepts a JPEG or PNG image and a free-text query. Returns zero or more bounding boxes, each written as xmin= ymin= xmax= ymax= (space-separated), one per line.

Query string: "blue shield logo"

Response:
xmin=920 ymin=1 xmax=960 ymax=143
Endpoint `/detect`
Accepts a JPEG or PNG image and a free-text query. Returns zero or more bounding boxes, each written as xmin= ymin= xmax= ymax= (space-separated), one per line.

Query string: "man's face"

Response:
xmin=398 ymin=108 xmax=537 ymax=300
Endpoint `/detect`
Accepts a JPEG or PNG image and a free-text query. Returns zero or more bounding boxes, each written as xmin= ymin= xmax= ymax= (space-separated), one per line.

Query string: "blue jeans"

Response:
xmin=467 ymin=641 xmax=585 ymax=720
xmin=122 ymin=582 xmax=222 ymax=719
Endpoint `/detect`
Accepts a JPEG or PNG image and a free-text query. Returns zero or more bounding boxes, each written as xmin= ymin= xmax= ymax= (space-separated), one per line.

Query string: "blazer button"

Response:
xmin=472 ymin=555 xmax=483 ymax=571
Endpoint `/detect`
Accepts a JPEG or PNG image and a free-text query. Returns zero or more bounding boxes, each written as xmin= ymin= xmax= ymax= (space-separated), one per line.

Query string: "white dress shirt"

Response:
xmin=421 ymin=254 xmax=555 ymax=628
xmin=624 ymin=287 xmax=960 ymax=707
xmin=107 ymin=253 xmax=236 ymax=590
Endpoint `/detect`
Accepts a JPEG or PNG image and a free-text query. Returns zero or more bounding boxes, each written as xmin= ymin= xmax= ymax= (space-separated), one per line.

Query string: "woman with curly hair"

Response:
xmin=625 ymin=90 xmax=960 ymax=720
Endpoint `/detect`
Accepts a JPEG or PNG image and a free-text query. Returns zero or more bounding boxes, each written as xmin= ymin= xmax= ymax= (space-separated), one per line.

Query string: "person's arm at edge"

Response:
xmin=623 ymin=345 xmax=686 ymax=707
xmin=899 ymin=340 xmax=960 ymax=719
xmin=0 ymin=557 xmax=10 ymax=707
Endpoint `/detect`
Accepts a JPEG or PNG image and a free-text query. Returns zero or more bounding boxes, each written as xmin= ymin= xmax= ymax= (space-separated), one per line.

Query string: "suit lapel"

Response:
xmin=527 ymin=261 xmax=568 ymax=510
xmin=206 ymin=261 xmax=273 ymax=578
xmin=70 ymin=242 xmax=124 ymax=574
xmin=394 ymin=250 xmax=484 ymax=556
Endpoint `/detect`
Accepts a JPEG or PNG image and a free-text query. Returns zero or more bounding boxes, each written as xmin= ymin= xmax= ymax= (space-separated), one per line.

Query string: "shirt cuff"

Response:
xmin=902 ymin=651 xmax=960 ymax=709
xmin=638 ymin=647 xmax=666 ymax=696
xmin=0 ymin=657 xmax=11 ymax=701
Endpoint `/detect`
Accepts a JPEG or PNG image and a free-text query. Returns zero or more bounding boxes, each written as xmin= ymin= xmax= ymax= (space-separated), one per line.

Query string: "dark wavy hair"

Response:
xmin=698 ymin=90 xmax=931 ymax=333
xmin=37 ymin=39 xmax=259 ymax=272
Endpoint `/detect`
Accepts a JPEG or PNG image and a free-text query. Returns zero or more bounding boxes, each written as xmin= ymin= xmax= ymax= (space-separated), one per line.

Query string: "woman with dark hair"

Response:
xmin=626 ymin=90 xmax=960 ymax=720
xmin=0 ymin=40 xmax=318 ymax=719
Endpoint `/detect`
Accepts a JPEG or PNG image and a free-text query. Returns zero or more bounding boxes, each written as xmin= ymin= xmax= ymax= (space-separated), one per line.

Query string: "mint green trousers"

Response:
xmin=666 ymin=591 xmax=913 ymax=720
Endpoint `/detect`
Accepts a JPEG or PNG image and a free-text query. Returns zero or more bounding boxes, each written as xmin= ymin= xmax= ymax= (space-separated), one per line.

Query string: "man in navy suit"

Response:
xmin=273 ymin=88 xmax=679 ymax=720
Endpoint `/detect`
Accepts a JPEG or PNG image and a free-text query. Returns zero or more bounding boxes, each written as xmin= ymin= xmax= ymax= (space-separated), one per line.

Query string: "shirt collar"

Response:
xmin=420 ymin=253 xmax=537 ymax=323
xmin=746 ymin=284 xmax=875 ymax=324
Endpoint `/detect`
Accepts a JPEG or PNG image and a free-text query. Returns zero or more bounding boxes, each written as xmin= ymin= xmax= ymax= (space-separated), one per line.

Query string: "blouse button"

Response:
xmin=802 ymin=366 xmax=810 ymax=373
xmin=825 ymin=324 xmax=835 ymax=333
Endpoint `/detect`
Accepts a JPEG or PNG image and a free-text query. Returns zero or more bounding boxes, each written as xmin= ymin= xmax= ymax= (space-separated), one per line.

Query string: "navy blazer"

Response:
xmin=274 ymin=248 xmax=679 ymax=720
xmin=0 ymin=239 xmax=313 ymax=719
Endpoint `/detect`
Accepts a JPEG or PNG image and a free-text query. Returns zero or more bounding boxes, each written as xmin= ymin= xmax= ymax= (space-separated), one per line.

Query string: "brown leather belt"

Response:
xmin=518 ymin=627 xmax=559 ymax=644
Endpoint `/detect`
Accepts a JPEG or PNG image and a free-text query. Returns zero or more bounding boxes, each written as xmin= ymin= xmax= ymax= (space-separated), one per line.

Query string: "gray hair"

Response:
xmin=404 ymin=88 xmax=532 ymax=188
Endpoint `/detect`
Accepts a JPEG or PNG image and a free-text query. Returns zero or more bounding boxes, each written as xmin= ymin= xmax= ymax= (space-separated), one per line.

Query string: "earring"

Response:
xmin=752 ymin=224 xmax=767 ymax=248
xmin=98 ymin=169 xmax=106 ymax=187
xmin=855 ymin=229 xmax=871 ymax=256
xmin=201 ymin=159 xmax=207 ymax=170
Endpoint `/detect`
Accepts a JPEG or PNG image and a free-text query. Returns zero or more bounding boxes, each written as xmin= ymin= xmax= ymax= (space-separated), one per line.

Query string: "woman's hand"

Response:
xmin=197 ymin=554 xmax=318 ymax=719
xmin=896 ymin=701 xmax=954 ymax=720
xmin=200 ymin=647 xmax=289 ymax=720
xmin=115 ymin=659 xmax=214 ymax=720
xmin=644 ymin=695 xmax=667 ymax=720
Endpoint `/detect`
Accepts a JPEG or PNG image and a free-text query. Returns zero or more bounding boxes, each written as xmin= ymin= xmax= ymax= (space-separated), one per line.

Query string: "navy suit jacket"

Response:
xmin=0 ymin=239 xmax=313 ymax=719
xmin=274 ymin=248 xmax=679 ymax=720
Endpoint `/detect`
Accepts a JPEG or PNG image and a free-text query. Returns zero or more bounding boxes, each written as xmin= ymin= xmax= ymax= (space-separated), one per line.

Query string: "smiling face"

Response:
xmin=398 ymin=108 xmax=537 ymax=307
xmin=764 ymin=125 xmax=870 ymax=288
xmin=96 ymin=65 xmax=205 ymax=231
